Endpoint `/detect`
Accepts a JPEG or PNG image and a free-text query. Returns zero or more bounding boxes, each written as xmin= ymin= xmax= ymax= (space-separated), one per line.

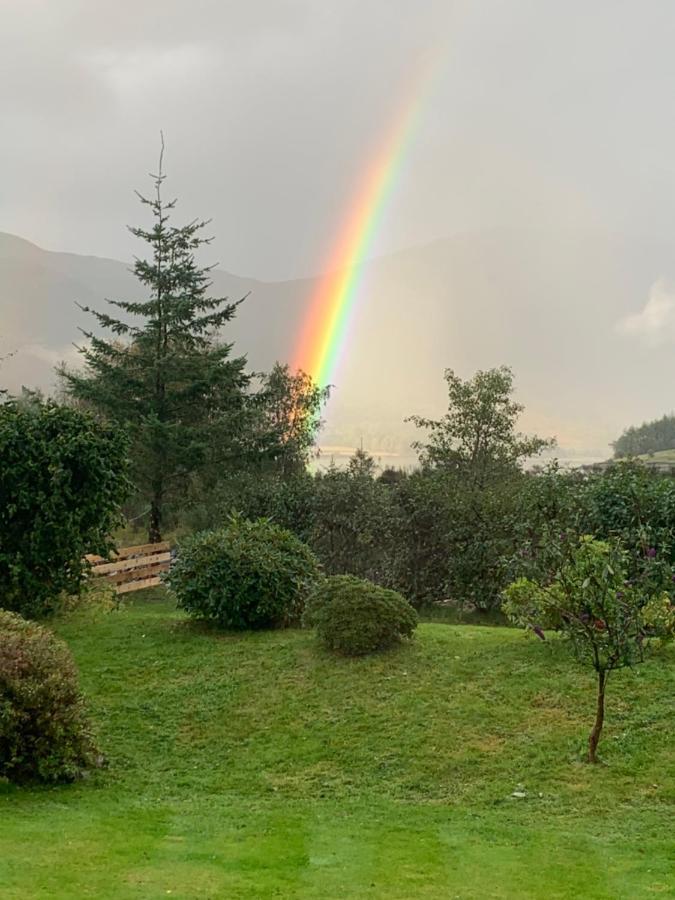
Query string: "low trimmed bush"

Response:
xmin=0 ymin=611 xmax=99 ymax=783
xmin=167 ymin=517 xmax=321 ymax=629
xmin=306 ymin=575 xmax=418 ymax=656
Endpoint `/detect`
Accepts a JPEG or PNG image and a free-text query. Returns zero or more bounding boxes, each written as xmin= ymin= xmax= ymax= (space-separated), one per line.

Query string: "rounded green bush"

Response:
xmin=166 ymin=517 xmax=321 ymax=629
xmin=305 ymin=575 xmax=418 ymax=656
xmin=0 ymin=610 xmax=99 ymax=783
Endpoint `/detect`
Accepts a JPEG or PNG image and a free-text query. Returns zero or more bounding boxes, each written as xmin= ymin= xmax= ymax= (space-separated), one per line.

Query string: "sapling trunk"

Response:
xmin=587 ymin=669 xmax=607 ymax=763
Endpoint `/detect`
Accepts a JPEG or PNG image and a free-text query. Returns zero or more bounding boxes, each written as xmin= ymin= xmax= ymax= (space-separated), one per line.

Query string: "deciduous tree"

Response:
xmin=408 ymin=366 xmax=552 ymax=484
xmin=247 ymin=363 xmax=329 ymax=476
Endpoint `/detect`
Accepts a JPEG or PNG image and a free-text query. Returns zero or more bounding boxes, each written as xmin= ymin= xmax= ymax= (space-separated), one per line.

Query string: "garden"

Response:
xmin=1 ymin=395 xmax=674 ymax=898
xmin=1 ymin=587 xmax=673 ymax=899
xmin=1 ymin=177 xmax=674 ymax=899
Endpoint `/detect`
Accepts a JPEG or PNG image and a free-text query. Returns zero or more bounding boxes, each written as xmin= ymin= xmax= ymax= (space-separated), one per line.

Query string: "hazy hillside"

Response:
xmin=2 ymin=227 xmax=675 ymax=461
xmin=0 ymin=231 xmax=284 ymax=388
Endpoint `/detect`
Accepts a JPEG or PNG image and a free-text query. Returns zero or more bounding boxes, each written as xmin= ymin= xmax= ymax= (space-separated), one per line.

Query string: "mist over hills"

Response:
xmin=2 ymin=227 xmax=674 ymax=463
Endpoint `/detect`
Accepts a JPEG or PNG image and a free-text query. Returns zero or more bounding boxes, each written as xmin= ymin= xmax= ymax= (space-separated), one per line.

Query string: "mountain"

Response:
xmin=0 ymin=231 xmax=304 ymax=391
xmin=2 ymin=227 xmax=675 ymax=462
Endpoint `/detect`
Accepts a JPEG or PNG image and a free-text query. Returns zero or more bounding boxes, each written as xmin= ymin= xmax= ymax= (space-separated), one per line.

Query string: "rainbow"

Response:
xmin=293 ymin=57 xmax=440 ymax=387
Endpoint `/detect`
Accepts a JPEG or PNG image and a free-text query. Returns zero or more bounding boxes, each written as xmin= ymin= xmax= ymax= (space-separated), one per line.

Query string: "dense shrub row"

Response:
xmin=184 ymin=458 xmax=675 ymax=612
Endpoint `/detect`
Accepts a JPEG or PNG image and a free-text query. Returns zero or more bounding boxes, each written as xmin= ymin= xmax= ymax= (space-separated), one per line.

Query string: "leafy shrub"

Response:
xmin=310 ymin=460 xmax=395 ymax=584
xmin=385 ymin=471 xmax=454 ymax=606
xmin=306 ymin=575 xmax=417 ymax=656
xmin=0 ymin=395 xmax=130 ymax=618
xmin=185 ymin=447 xmax=540 ymax=612
xmin=580 ymin=462 xmax=675 ymax=590
xmin=509 ymin=462 xmax=675 ymax=598
xmin=167 ymin=517 xmax=321 ymax=629
xmin=189 ymin=470 xmax=315 ymax=543
xmin=385 ymin=469 xmax=527 ymax=610
xmin=0 ymin=610 xmax=99 ymax=783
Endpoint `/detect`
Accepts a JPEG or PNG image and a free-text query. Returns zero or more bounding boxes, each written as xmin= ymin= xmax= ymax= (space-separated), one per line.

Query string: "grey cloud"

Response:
xmin=3 ymin=0 xmax=675 ymax=282
xmin=617 ymin=280 xmax=675 ymax=346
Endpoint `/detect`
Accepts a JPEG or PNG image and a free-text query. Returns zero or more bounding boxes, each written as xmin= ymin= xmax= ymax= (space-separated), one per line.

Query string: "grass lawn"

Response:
xmin=1 ymin=591 xmax=673 ymax=899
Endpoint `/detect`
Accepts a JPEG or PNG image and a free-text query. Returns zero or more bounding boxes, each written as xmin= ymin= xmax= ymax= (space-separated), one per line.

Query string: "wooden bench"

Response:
xmin=85 ymin=542 xmax=172 ymax=594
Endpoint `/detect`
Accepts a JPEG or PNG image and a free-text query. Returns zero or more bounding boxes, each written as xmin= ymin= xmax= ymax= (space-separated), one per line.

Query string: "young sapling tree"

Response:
xmin=503 ymin=536 xmax=674 ymax=762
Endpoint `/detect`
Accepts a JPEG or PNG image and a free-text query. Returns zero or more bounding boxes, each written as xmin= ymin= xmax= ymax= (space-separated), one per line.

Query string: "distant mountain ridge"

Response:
xmin=2 ymin=227 xmax=675 ymax=459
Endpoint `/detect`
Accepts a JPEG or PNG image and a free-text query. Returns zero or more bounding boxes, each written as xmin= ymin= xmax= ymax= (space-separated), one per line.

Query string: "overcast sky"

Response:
xmin=4 ymin=0 xmax=675 ymax=281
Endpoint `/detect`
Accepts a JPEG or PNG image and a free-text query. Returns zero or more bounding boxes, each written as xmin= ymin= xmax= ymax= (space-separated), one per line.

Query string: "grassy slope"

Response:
xmin=636 ymin=449 xmax=675 ymax=463
xmin=1 ymin=592 xmax=673 ymax=899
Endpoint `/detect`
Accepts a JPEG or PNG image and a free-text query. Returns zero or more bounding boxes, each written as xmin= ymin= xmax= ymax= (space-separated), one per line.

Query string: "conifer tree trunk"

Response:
xmin=148 ymin=494 xmax=163 ymax=544
xmin=148 ymin=469 xmax=164 ymax=543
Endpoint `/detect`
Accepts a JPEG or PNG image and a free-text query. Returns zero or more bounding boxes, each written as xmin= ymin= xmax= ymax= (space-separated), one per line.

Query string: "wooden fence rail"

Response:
xmin=86 ymin=542 xmax=172 ymax=594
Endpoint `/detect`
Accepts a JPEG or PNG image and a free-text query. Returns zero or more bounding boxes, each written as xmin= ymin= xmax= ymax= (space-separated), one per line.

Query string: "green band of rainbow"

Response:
xmin=293 ymin=57 xmax=439 ymax=386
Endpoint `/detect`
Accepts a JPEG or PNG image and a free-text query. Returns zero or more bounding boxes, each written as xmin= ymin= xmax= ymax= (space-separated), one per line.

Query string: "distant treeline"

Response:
xmin=613 ymin=413 xmax=675 ymax=458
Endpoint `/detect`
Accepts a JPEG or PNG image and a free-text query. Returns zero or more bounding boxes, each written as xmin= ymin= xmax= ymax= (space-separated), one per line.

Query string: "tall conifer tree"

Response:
xmin=62 ymin=146 xmax=249 ymax=541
